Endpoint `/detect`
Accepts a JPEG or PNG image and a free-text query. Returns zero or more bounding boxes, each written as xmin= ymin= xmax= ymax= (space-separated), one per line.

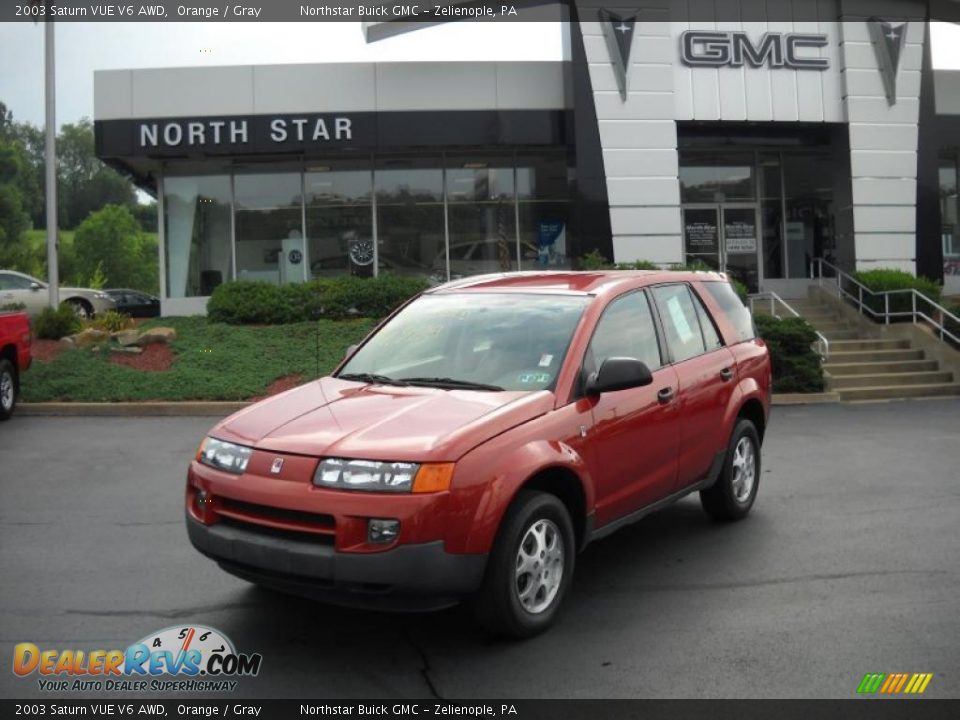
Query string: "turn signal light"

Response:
xmin=412 ymin=463 xmax=455 ymax=493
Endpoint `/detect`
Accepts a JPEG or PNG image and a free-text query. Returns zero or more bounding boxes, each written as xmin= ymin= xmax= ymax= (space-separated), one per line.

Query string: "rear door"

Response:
xmin=650 ymin=284 xmax=736 ymax=490
xmin=580 ymin=290 xmax=681 ymax=526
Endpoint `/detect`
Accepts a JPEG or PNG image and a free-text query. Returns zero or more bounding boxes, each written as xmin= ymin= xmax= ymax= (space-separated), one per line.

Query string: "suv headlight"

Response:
xmin=314 ymin=458 xmax=454 ymax=493
xmin=197 ymin=437 xmax=253 ymax=475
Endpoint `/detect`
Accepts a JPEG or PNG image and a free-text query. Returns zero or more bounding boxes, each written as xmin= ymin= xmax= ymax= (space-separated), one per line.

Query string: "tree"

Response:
xmin=73 ymin=204 xmax=158 ymax=293
xmin=0 ymin=139 xmax=30 ymax=264
xmin=57 ymin=120 xmax=136 ymax=228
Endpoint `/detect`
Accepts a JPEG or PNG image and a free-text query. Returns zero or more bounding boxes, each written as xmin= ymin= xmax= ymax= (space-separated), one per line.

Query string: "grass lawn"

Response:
xmin=21 ymin=316 xmax=376 ymax=402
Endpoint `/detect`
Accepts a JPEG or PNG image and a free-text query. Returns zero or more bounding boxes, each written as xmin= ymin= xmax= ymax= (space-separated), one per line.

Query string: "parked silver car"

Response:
xmin=0 ymin=270 xmax=118 ymax=319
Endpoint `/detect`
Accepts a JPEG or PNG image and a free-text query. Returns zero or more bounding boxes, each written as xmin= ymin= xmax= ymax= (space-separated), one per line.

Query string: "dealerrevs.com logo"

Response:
xmin=13 ymin=625 xmax=262 ymax=693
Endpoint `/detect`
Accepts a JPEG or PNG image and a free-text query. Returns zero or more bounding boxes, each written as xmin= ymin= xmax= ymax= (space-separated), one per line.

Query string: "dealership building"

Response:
xmin=93 ymin=1 xmax=960 ymax=315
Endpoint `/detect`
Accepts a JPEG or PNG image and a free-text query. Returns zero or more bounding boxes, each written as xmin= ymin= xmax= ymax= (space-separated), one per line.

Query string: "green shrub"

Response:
xmin=35 ymin=306 xmax=82 ymax=340
xmin=852 ymin=268 xmax=942 ymax=319
xmin=614 ymin=259 xmax=660 ymax=270
xmin=89 ymin=310 xmax=131 ymax=333
xmin=207 ymin=275 xmax=429 ymax=325
xmin=754 ymin=315 xmax=825 ymax=394
xmin=1 ymin=302 xmax=26 ymax=312
xmin=321 ymin=275 xmax=429 ymax=320
xmin=578 ymin=250 xmax=613 ymax=270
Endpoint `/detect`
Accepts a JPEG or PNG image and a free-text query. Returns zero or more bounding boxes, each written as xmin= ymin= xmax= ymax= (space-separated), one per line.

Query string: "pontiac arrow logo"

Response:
xmin=868 ymin=18 xmax=908 ymax=105
xmin=599 ymin=9 xmax=636 ymax=101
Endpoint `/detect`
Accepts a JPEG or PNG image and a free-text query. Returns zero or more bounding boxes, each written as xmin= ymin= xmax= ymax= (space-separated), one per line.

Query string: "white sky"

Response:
xmin=0 ymin=21 xmax=959 ymax=128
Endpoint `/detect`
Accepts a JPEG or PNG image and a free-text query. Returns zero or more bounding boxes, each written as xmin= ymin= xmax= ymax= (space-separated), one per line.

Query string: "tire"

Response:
xmin=65 ymin=299 xmax=93 ymax=320
xmin=0 ymin=359 xmax=17 ymax=421
xmin=472 ymin=490 xmax=575 ymax=639
xmin=700 ymin=418 xmax=761 ymax=522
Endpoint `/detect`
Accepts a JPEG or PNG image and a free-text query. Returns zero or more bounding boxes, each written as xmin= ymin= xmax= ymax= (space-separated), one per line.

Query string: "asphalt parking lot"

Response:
xmin=1 ymin=399 xmax=958 ymax=699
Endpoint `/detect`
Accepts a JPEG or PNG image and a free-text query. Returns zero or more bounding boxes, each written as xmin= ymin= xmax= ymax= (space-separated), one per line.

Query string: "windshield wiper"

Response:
xmin=338 ymin=372 xmax=409 ymax=387
xmin=400 ymin=377 xmax=504 ymax=392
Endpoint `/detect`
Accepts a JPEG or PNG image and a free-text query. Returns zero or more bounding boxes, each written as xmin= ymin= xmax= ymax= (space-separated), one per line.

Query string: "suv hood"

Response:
xmin=212 ymin=377 xmax=554 ymax=462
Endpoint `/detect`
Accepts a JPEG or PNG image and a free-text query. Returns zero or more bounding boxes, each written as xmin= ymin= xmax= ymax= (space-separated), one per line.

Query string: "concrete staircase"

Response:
xmin=789 ymin=297 xmax=960 ymax=402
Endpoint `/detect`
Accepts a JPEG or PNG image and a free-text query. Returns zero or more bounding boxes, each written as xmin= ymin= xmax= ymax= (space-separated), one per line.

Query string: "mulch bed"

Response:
xmin=249 ymin=374 xmax=305 ymax=401
xmin=31 ymin=339 xmax=65 ymax=364
xmin=109 ymin=343 xmax=176 ymax=372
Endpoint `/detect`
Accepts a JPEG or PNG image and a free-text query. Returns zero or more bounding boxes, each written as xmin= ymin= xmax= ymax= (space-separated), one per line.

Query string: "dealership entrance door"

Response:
xmin=682 ymin=204 xmax=761 ymax=292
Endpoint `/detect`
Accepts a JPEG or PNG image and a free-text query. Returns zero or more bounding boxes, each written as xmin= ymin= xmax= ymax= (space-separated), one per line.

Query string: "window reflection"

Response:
xmin=234 ymin=172 xmax=304 ymax=284
xmin=304 ymin=163 xmax=374 ymax=279
xmin=163 ymin=175 xmax=232 ymax=298
xmin=375 ymin=161 xmax=444 ymax=281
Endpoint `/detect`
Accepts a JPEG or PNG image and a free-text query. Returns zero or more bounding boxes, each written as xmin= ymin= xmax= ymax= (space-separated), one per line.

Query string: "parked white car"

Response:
xmin=0 ymin=270 xmax=118 ymax=319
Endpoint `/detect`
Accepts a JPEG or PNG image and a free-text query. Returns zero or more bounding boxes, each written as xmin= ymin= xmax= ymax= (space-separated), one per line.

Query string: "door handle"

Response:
xmin=720 ymin=367 xmax=734 ymax=382
xmin=657 ymin=387 xmax=675 ymax=404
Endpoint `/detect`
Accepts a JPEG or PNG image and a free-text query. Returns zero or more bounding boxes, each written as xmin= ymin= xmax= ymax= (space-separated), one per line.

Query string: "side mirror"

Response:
xmin=344 ymin=344 xmax=358 ymax=359
xmin=30 ymin=282 xmax=41 ymax=291
xmin=584 ymin=357 xmax=654 ymax=395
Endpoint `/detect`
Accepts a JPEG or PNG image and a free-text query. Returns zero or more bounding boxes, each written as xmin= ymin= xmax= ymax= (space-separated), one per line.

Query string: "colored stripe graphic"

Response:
xmin=858 ymin=672 xmax=932 ymax=694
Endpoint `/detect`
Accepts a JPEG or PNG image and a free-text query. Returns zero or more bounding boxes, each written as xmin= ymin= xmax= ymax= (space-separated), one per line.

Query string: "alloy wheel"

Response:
xmin=514 ymin=518 xmax=564 ymax=615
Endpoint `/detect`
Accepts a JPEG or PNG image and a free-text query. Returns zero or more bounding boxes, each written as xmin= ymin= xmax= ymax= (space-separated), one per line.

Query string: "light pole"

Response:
xmin=44 ymin=15 xmax=59 ymax=308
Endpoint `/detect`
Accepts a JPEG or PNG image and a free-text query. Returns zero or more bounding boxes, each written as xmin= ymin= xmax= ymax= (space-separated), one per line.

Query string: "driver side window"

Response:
xmin=586 ymin=291 xmax=662 ymax=377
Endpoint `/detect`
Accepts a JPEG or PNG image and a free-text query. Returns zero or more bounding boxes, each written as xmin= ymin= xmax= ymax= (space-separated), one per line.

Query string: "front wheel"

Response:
xmin=65 ymin=299 xmax=93 ymax=320
xmin=0 ymin=359 xmax=18 ymax=421
xmin=700 ymin=418 xmax=761 ymax=521
xmin=472 ymin=490 xmax=575 ymax=639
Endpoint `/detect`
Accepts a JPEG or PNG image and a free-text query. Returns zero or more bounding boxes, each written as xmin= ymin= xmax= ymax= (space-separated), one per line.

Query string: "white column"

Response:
xmin=840 ymin=19 xmax=924 ymax=274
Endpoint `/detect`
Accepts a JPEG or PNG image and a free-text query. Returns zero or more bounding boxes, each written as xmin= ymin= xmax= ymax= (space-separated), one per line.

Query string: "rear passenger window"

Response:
xmin=692 ymin=291 xmax=723 ymax=351
xmin=651 ymin=284 xmax=706 ymax=363
xmin=702 ymin=281 xmax=756 ymax=343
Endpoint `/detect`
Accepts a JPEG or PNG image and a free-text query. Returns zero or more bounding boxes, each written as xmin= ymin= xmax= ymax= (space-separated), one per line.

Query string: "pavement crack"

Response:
xmin=404 ymin=630 xmax=442 ymax=700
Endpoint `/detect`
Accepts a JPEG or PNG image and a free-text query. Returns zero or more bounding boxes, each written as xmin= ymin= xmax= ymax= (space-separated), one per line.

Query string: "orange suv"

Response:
xmin=186 ymin=271 xmax=770 ymax=637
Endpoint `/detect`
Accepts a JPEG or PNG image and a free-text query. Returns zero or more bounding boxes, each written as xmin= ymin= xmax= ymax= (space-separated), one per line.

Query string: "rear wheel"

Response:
xmin=700 ymin=418 xmax=760 ymax=521
xmin=473 ymin=490 xmax=575 ymax=638
xmin=65 ymin=299 xmax=93 ymax=320
xmin=0 ymin=359 xmax=17 ymax=421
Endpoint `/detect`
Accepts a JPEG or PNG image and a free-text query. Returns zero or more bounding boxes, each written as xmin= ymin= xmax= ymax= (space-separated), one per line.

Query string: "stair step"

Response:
xmin=837 ymin=383 xmax=960 ymax=402
xmin=820 ymin=330 xmax=862 ymax=341
xmin=823 ymin=359 xmax=939 ymax=375
xmin=828 ymin=339 xmax=912 ymax=351
xmin=829 ymin=371 xmax=954 ymax=389
xmin=827 ymin=348 xmax=925 ymax=363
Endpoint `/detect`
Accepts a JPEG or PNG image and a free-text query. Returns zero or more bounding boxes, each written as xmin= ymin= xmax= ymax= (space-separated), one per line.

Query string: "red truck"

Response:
xmin=186 ymin=271 xmax=771 ymax=637
xmin=0 ymin=309 xmax=31 ymax=420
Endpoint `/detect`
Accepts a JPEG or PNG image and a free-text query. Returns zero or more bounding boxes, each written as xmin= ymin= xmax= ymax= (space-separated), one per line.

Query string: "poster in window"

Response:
xmin=683 ymin=210 xmax=718 ymax=253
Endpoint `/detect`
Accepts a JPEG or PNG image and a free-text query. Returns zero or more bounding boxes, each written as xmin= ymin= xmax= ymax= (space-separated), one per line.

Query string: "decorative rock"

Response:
xmin=110 ymin=346 xmax=143 ymax=354
xmin=112 ymin=329 xmax=140 ymax=347
xmin=136 ymin=327 xmax=177 ymax=346
xmin=70 ymin=328 xmax=111 ymax=347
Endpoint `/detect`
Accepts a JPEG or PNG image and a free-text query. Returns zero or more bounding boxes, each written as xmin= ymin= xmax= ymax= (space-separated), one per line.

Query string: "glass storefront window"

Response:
xmin=759 ymin=154 xmax=784 ymax=279
xmin=680 ymin=153 xmax=756 ymax=203
xmin=446 ymin=157 xmax=517 ymax=279
xmin=517 ymin=153 xmax=570 ymax=269
xmin=234 ymin=171 xmax=304 ymax=284
xmin=305 ymin=162 xmax=374 ymax=279
xmin=941 ymin=153 xmax=959 ymax=281
xmin=375 ymin=161 xmax=445 ymax=280
xmin=163 ymin=175 xmax=232 ymax=298
xmin=783 ymin=153 xmax=835 ymax=278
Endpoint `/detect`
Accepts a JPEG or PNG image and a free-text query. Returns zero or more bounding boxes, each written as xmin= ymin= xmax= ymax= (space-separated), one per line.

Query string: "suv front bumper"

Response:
xmin=186 ymin=516 xmax=487 ymax=611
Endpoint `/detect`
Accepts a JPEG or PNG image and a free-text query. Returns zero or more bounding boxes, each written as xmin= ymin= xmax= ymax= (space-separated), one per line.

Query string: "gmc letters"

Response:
xmin=680 ymin=31 xmax=830 ymax=69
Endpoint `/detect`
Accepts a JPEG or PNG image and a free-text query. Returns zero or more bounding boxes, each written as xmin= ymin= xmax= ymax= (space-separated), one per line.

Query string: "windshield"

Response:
xmin=338 ymin=293 xmax=590 ymax=392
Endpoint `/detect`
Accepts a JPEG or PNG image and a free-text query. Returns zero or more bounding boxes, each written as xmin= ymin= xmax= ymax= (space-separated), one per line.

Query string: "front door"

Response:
xmin=682 ymin=205 xmax=761 ymax=292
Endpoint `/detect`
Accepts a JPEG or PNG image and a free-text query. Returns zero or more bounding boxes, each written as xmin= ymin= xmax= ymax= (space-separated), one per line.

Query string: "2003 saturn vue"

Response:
xmin=185 ymin=271 xmax=771 ymax=637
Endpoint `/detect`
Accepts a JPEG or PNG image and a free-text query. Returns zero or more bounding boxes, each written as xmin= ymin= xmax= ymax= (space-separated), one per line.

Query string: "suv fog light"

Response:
xmin=368 ymin=519 xmax=400 ymax=544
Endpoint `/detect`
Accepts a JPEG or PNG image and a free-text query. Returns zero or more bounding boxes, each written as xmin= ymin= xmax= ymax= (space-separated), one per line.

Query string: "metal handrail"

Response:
xmin=748 ymin=290 xmax=830 ymax=360
xmin=810 ymin=258 xmax=960 ymax=346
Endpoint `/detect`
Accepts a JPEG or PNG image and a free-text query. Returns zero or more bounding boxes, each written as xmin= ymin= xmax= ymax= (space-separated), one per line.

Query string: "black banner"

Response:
xmin=3 ymin=699 xmax=960 ymax=719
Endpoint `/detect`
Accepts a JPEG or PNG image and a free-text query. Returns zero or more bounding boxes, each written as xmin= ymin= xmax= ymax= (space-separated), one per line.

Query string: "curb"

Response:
xmin=19 ymin=393 xmax=841 ymax=416
xmin=771 ymin=393 xmax=841 ymax=406
xmin=18 ymin=402 xmax=250 ymax=417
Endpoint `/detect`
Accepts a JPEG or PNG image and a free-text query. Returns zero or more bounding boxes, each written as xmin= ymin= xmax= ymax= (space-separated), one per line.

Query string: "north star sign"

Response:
xmin=137 ymin=116 xmax=354 ymax=149
xmin=680 ymin=31 xmax=829 ymax=70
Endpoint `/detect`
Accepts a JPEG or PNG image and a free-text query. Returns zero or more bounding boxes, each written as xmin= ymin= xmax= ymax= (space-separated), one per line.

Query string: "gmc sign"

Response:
xmin=680 ymin=31 xmax=830 ymax=70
